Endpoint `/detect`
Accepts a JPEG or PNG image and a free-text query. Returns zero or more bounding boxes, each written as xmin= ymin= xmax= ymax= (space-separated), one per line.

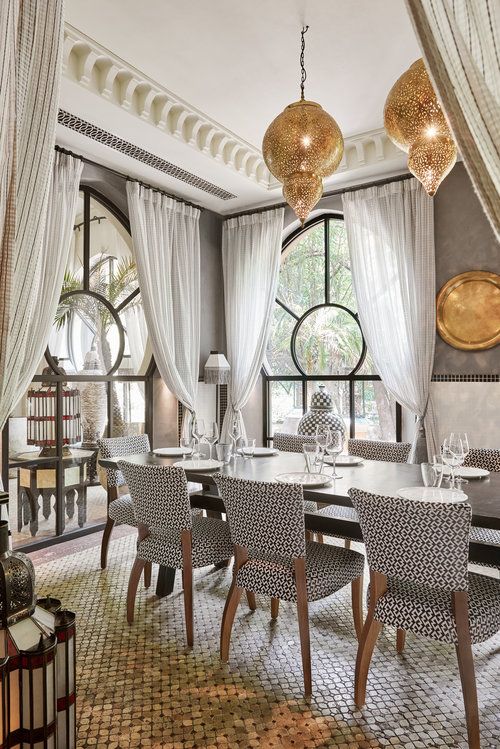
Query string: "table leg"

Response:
xmin=76 ymin=487 xmax=87 ymax=528
xmin=156 ymin=566 xmax=176 ymax=597
xmin=25 ymin=488 xmax=39 ymax=537
xmin=66 ymin=489 xmax=75 ymax=520
xmin=42 ymin=491 xmax=52 ymax=521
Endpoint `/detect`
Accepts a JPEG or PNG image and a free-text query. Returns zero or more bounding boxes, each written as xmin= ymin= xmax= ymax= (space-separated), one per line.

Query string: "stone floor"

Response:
xmin=31 ymin=532 xmax=500 ymax=749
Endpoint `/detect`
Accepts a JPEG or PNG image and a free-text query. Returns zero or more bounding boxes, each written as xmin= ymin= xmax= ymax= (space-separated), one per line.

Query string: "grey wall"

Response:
xmin=433 ymin=163 xmax=499 ymax=374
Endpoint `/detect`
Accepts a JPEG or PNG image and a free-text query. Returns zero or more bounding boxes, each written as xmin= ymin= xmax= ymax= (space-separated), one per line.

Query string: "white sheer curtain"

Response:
xmin=405 ymin=0 xmax=500 ymax=240
xmin=0 ymin=151 xmax=80 ymax=428
xmin=0 ymin=0 xmax=64 ymax=431
xmin=126 ymin=182 xmax=200 ymax=437
xmin=342 ymin=179 xmax=438 ymax=463
xmin=221 ymin=208 xmax=284 ymax=442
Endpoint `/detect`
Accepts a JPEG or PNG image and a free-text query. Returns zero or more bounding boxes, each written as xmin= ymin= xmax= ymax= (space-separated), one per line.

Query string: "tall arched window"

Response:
xmin=6 ymin=187 xmax=154 ymax=549
xmin=264 ymin=214 xmax=401 ymax=442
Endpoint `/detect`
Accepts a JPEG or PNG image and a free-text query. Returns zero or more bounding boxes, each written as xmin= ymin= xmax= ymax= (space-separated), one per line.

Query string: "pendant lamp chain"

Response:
xmin=300 ymin=26 xmax=309 ymax=101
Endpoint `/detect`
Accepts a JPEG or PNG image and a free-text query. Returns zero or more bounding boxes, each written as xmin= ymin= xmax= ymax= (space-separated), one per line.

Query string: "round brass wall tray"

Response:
xmin=436 ymin=271 xmax=500 ymax=350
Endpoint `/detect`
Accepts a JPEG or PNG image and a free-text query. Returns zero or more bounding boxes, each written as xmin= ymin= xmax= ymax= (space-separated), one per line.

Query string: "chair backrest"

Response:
xmin=214 ymin=475 xmax=306 ymax=559
xmin=97 ymin=434 xmax=150 ymax=487
xmin=348 ymin=438 xmax=411 ymax=463
xmin=118 ymin=461 xmax=192 ymax=532
xmin=464 ymin=447 xmax=500 ymax=472
xmin=273 ymin=432 xmax=317 ymax=453
xmin=349 ymin=488 xmax=471 ymax=591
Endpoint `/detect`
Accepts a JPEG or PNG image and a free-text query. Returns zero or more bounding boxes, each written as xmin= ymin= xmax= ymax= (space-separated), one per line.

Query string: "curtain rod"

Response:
xmin=225 ymin=171 xmax=413 ymax=220
xmin=54 ymin=145 xmax=205 ymax=211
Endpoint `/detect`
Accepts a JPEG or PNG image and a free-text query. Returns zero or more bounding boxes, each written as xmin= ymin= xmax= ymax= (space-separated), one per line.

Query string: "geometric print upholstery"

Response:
xmin=214 ymin=475 xmax=307 ymax=559
xmin=315 ymin=503 xmax=359 ymax=540
xmin=370 ymin=573 xmax=500 ymax=644
xmin=273 ymin=433 xmax=317 ymax=453
xmin=97 ymin=434 xmax=151 ymax=488
xmin=469 ymin=526 xmax=500 ymax=570
xmin=349 ymin=488 xmax=471 ymax=591
xmin=136 ymin=515 xmax=233 ymax=569
xmin=108 ymin=494 xmax=136 ymax=526
xmin=236 ymin=540 xmax=365 ymax=602
xmin=347 ymin=438 xmax=411 ymax=463
xmin=464 ymin=447 xmax=500 ymax=472
xmin=118 ymin=461 xmax=192 ymax=532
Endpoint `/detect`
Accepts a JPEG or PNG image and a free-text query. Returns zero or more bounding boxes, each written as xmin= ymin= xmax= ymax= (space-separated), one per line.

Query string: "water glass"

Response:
xmin=303 ymin=443 xmax=319 ymax=473
xmin=215 ymin=443 xmax=232 ymax=465
xmin=180 ymin=436 xmax=193 ymax=460
xmin=421 ymin=463 xmax=437 ymax=487
xmin=432 ymin=454 xmax=445 ymax=488
xmin=442 ymin=434 xmax=463 ymax=489
xmin=240 ymin=438 xmax=256 ymax=459
xmin=315 ymin=425 xmax=330 ymax=465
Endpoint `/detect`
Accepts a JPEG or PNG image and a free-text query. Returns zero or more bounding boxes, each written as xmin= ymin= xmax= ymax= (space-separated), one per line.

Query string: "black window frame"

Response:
xmin=263 ymin=213 xmax=402 ymax=444
xmin=2 ymin=185 xmax=155 ymax=551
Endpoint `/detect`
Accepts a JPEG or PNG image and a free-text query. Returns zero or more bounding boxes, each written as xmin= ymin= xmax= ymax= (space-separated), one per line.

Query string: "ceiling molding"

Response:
xmin=63 ymin=24 xmax=270 ymax=187
xmin=63 ymin=23 xmax=406 ymax=194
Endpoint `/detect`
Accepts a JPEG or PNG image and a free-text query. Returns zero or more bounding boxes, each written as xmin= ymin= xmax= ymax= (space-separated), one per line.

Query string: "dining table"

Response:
xmin=99 ymin=451 xmax=500 ymax=597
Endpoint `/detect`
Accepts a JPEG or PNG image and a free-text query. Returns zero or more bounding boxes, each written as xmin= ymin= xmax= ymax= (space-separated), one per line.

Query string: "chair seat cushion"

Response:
xmin=136 ymin=515 xmax=233 ymax=569
xmin=108 ymin=495 xmax=202 ymax=527
xmin=108 ymin=495 xmax=136 ymax=526
xmin=303 ymin=500 xmax=318 ymax=513
xmin=315 ymin=504 xmax=359 ymax=540
xmin=236 ymin=540 xmax=364 ymax=602
xmin=372 ymin=572 xmax=500 ymax=644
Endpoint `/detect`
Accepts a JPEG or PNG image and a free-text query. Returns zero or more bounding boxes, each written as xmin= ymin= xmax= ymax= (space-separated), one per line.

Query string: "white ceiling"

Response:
xmin=61 ymin=0 xmax=421 ymax=211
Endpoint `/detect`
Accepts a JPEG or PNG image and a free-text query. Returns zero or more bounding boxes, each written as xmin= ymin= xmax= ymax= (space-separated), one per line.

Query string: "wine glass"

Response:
xmin=205 ymin=421 xmax=219 ymax=461
xmin=230 ymin=419 xmax=241 ymax=458
xmin=192 ymin=418 xmax=205 ymax=460
xmin=326 ymin=428 xmax=344 ymax=479
xmin=442 ymin=434 xmax=463 ymax=489
xmin=315 ymin=425 xmax=330 ymax=465
xmin=455 ymin=432 xmax=470 ymax=487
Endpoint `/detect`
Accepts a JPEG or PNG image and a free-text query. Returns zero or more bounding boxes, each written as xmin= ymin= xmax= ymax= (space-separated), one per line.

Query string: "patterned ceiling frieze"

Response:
xmin=63 ymin=24 xmax=407 ymax=192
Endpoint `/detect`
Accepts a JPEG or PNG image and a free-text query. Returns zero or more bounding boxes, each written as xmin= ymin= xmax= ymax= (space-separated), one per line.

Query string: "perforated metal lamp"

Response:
xmin=203 ymin=352 xmax=230 ymax=428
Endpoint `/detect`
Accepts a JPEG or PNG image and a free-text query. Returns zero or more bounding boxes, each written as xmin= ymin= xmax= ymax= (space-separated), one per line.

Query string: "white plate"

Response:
xmin=434 ymin=464 xmax=489 ymax=479
xmin=325 ymin=454 xmax=363 ymax=466
xmin=154 ymin=447 xmax=192 ymax=457
xmin=173 ymin=459 xmax=223 ymax=471
xmin=398 ymin=486 xmax=468 ymax=504
xmin=237 ymin=447 xmax=278 ymax=457
xmin=275 ymin=472 xmax=332 ymax=488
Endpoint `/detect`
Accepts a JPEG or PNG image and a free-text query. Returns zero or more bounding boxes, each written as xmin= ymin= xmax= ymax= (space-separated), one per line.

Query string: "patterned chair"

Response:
xmin=119 ymin=461 xmax=234 ymax=646
xmin=214 ymin=474 xmax=365 ymax=695
xmin=465 ymin=448 xmax=500 ymax=568
xmin=349 ymin=488 xmax=500 ymax=749
xmin=347 ymin=438 xmax=411 ymax=463
xmin=97 ymin=435 xmax=151 ymax=570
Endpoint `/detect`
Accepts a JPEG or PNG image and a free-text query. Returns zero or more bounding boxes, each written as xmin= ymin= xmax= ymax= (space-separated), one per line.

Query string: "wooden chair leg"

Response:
xmin=181 ymin=530 xmax=194 ymax=647
xmin=127 ymin=558 xmax=145 ymax=624
xmin=143 ymin=561 xmax=152 ymax=589
xmin=315 ymin=533 xmax=324 ymax=544
xmin=396 ymin=629 xmax=406 ymax=653
xmin=294 ymin=558 xmax=312 ymax=696
xmin=220 ymin=586 xmax=243 ymax=662
xmin=246 ymin=591 xmax=257 ymax=610
xmin=271 ymin=597 xmax=279 ymax=619
xmin=355 ymin=617 xmax=383 ymax=707
xmin=344 ymin=538 xmax=351 ymax=550
xmin=454 ymin=591 xmax=480 ymax=749
xmin=305 ymin=529 xmax=313 ymax=542
xmin=351 ymin=575 xmax=364 ymax=641
xmin=100 ymin=517 xmax=115 ymax=569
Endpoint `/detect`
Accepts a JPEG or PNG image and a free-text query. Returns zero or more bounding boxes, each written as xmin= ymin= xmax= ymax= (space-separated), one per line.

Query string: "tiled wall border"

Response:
xmin=432 ymin=374 xmax=499 ymax=382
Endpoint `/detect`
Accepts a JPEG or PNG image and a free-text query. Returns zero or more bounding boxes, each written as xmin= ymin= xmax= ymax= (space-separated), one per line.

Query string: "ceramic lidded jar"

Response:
xmin=297 ymin=384 xmax=346 ymax=438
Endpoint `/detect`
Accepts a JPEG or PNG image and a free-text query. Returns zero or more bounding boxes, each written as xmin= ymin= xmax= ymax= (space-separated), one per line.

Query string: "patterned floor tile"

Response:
xmin=31 ymin=534 xmax=500 ymax=748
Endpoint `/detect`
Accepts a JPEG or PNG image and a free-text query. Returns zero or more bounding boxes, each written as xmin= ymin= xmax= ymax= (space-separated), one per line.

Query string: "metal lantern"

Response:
xmin=0 ymin=522 xmax=76 ymax=748
xmin=262 ymin=27 xmax=344 ymax=224
xmin=384 ymin=58 xmax=457 ymax=196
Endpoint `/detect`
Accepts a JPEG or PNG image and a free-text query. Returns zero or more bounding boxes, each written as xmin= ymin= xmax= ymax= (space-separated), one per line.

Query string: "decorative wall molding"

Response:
xmin=432 ymin=373 xmax=499 ymax=382
xmin=63 ymin=23 xmax=407 ymax=194
xmin=58 ymin=110 xmax=236 ymax=200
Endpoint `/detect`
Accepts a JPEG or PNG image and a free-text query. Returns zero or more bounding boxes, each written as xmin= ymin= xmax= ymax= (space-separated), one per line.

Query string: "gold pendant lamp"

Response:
xmin=384 ymin=58 xmax=457 ymax=196
xmin=262 ymin=27 xmax=344 ymax=224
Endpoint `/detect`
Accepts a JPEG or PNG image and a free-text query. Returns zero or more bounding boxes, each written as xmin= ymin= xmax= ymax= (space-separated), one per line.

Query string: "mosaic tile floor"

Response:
xmin=32 ymin=533 xmax=500 ymax=749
